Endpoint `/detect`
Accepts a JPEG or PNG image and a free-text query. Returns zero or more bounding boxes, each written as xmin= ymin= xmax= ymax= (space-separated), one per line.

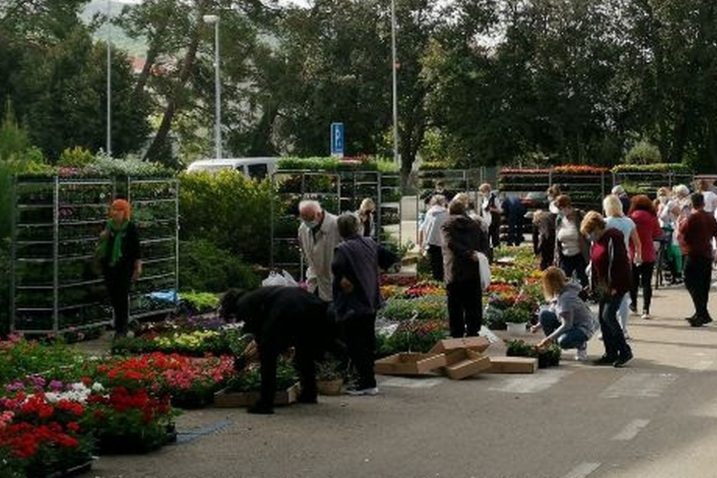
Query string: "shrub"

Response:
xmin=0 ymin=157 xmax=53 ymax=239
xmin=624 ymin=141 xmax=661 ymax=165
xmin=178 ymin=170 xmax=274 ymax=265
xmin=179 ymin=240 xmax=260 ymax=293
xmin=0 ymin=239 xmax=10 ymax=334
xmin=58 ymin=146 xmax=95 ymax=168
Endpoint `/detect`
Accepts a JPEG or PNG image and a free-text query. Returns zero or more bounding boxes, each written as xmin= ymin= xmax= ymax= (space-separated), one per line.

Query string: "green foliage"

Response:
xmin=377 ymin=320 xmax=448 ymax=354
xmin=382 ymin=295 xmax=447 ymax=322
xmin=0 ymin=157 xmax=54 ymax=239
xmin=625 ymin=141 xmax=662 ymax=165
xmin=0 ymin=100 xmax=30 ymax=161
xmin=58 ymin=146 xmax=95 ymax=168
xmin=502 ymin=308 xmax=533 ymax=324
xmin=180 ymin=292 xmax=220 ymax=314
xmin=316 ymin=358 xmax=343 ymax=381
xmin=277 ymin=156 xmax=398 ymax=173
xmin=179 ymin=240 xmax=260 ymax=293
xmin=0 ymin=239 xmax=9 ymax=334
xmin=179 ymin=170 xmax=275 ymax=265
xmin=226 ymin=359 xmax=297 ymax=392
xmin=506 ymin=339 xmax=561 ymax=368
xmin=0 ymin=337 xmax=84 ymax=385
xmin=611 ymin=163 xmax=692 ymax=174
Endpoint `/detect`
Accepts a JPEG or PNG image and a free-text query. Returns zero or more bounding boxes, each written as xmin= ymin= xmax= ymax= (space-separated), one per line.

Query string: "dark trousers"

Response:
xmin=684 ymin=255 xmax=712 ymax=319
xmin=258 ymin=339 xmax=318 ymax=408
xmin=598 ymin=294 xmax=632 ymax=359
xmin=560 ymin=254 xmax=589 ymax=288
xmin=105 ymin=270 xmax=131 ymax=336
xmin=489 ymin=214 xmax=501 ymax=249
xmin=427 ymin=245 xmax=444 ymax=282
xmin=345 ymin=313 xmax=377 ymax=389
xmin=507 ymin=216 xmax=522 ymax=246
xmin=630 ymin=262 xmax=655 ymax=313
xmin=446 ymin=279 xmax=482 ymax=338
xmin=538 ymin=245 xmax=555 ymax=271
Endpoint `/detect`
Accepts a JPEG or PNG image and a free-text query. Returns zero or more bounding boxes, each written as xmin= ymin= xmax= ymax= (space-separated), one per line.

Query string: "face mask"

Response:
xmin=303 ymin=219 xmax=319 ymax=228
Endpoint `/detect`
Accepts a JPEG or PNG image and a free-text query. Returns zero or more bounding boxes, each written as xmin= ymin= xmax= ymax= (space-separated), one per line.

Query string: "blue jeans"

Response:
xmin=538 ymin=310 xmax=588 ymax=350
xmin=598 ymin=293 xmax=632 ymax=359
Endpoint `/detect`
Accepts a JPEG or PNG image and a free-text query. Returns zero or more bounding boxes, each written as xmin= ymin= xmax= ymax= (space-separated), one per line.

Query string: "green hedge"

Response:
xmin=178 ymin=170 xmax=274 ymax=265
xmin=178 ymin=240 xmax=260 ymax=293
xmin=611 ymin=163 xmax=692 ymax=174
xmin=277 ymin=156 xmax=398 ymax=173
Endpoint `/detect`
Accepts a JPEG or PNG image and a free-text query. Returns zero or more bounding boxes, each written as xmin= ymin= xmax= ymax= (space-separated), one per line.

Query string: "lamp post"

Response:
xmin=203 ymin=14 xmax=222 ymax=159
xmin=391 ymin=0 xmax=399 ymax=169
xmin=106 ymin=0 xmax=112 ymax=156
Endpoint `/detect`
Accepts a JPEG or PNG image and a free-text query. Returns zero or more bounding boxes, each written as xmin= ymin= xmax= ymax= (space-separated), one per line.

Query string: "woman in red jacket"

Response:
xmin=628 ymin=195 xmax=663 ymax=320
xmin=581 ymin=212 xmax=633 ymax=367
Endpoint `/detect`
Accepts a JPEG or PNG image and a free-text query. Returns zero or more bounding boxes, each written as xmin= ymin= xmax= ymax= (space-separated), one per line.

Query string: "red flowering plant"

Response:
xmin=0 ymin=384 xmax=95 ymax=477
xmin=89 ymin=354 xmax=177 ymax=453
xmin=153 ymin=354 xmax=235 ymax=408
xmin=403 ymin=281 xmax=445 ymax=299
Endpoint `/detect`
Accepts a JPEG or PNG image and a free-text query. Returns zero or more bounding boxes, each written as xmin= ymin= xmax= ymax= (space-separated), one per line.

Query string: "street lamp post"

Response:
xmin=203 ymin=14 xmax=222 ymax=159
xmin=391 ymin=0 xmax=399 ymax=169
xmin=106 ymin=0 xmax=112 ymax=156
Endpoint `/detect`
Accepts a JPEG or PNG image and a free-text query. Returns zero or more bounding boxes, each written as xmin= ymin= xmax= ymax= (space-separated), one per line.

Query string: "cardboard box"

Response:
xmin=374 ymin=353 xmax=446 ymax=376
xmin=430 ymin=337 xmax=491 ymax=354
xmin=444 ymin=350 xmax=492 ymax=380
xmin=487 ymin=356 xmax=538 ymax=374
xmin=213 ymin=383 xmax=300 ymax=408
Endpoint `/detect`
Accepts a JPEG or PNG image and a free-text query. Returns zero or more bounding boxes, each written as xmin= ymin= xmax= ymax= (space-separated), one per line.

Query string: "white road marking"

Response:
xmin=691 ymin=360 xmax=713 ymax=372
xmin=488 ymin=369 xmax=573 ymax=394
xmin=380 ymin=377 xmax=443 ymax=388
xmin=600 ymin=373 xmax=678 ymax=399
xmin=612 ymin=419 xmax=651 ymax=441
xmin=562 ymin=462 xmax=601 ymax=478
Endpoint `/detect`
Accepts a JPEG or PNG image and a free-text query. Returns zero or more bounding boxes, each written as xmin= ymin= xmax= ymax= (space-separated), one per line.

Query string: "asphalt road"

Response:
xmin=91 ymin=285 xmax=717 ymax=478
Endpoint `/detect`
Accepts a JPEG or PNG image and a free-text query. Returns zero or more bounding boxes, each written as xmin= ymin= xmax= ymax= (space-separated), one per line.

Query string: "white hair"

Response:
xmin=673 ymin=184 xmax=690 ymax=198
xmin=298 ymin=199 xmax=322 ymax=213
xmin=611 ymin=185 xmax=625 ymax=196
xmin=603 ymin=194 xmax=624 ymax=217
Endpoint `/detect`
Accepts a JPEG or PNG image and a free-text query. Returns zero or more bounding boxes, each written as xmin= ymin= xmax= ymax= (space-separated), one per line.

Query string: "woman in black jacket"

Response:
xmin=441 ymin=200 xmax=490 ymax=338
xmin=98 ymin=199 xmax=142 ymax=338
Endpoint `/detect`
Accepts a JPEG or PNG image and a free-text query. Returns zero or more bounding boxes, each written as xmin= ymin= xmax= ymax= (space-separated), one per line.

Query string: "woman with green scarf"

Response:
xmin=98 ymin=199 xmax=142 ymax=338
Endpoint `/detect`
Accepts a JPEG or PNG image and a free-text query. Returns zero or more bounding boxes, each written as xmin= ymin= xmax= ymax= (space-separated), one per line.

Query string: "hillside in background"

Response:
xmin=82 ymin=0 xmax=147 ymax=58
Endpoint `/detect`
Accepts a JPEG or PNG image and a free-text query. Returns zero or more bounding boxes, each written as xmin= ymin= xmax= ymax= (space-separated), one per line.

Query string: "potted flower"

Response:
xmin=316 ymin=359 xmax=344 ymax=396
xmin=502 ymin=307 xmax=533 ymax=335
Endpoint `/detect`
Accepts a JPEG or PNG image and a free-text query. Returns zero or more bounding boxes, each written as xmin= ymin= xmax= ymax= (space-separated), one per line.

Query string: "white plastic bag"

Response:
xmin=261 ymin=270 xmax=298 ymax=287
xmin=477 ymin=252 xmax=491 ymax=291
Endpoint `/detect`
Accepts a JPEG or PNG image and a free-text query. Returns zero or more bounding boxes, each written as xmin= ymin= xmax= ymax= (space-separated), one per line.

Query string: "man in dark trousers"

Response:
xmin=220 ymin=286 xmax=336 ymax=414
xmin=679 ymin=193 xmax=717 ymax=327
xmin=332 ymin=213 xmax=399 ymax=396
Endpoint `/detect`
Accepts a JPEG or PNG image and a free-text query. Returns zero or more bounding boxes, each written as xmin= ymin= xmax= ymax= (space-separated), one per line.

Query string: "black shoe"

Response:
xmin=593 ymin=355 xmax=618 ymax=366
xmin=247 ymin=402 xmax=274 ymax=414
xmin=702 ymin=315 xmax=714 ymax=324
xmin=688 ymin=317 xmax=705 ymax=327
xmin=614 ymin=351 xmax=633 ymax=368
xmin=629 ymin=305 xmax=637 ymax=314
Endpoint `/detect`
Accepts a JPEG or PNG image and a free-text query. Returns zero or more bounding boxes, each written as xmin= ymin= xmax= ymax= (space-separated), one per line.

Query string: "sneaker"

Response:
xmin=575 ymin=346 xmax=588 ymax=362
xmin=593 ymin=355 xmax=618 ymax=366
xmin=597 ymin=333 xmax=603 ymax=341
xmin=614 ymin=350 xmax=634 ymax=368
xmin=346 ymin=386 xmax=379 ymax=396
xmin=629 ymin=305 xmax=637 ymax=315
xmin=702 ymin=315 xmax=714 ymax=325
xmin=641 ymin=311 xmax=651 ymax=320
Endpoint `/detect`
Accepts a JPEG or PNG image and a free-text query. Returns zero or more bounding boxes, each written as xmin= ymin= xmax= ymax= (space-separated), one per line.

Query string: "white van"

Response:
xmin=186 ymin=157 xmax=280 ymax=179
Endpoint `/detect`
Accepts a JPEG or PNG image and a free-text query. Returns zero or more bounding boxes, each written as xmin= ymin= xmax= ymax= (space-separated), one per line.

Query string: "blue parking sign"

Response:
xmin=331 ymin=122 xmax=344 ymax=157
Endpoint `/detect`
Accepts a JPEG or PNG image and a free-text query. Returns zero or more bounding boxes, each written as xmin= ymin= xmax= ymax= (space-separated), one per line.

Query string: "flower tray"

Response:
xmin=214 ymin=383 xmax=301 ymax=408
xmin=374 ymin=352 xmax=446 ymax=376
xmin=96 ymin=423 xmax=177 ymax=454
xmin=43 ymin=459 xmax=93 ymax=478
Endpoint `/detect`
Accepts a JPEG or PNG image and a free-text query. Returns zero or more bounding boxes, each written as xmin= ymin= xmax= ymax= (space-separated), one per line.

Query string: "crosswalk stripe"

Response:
xmin=562 ymin=462 xmax=601 ymax=478
xmin=612 ymin=419 xmax=650 ymax=441
xmin=600 ymin=373 xmax=678 ymax=399
xmin=488 ymin=369 xmax=573 ymax=394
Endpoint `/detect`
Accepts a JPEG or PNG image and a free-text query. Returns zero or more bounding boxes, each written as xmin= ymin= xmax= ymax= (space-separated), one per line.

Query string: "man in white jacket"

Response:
xmin=298 ymin=200 xmax=341 ymax=301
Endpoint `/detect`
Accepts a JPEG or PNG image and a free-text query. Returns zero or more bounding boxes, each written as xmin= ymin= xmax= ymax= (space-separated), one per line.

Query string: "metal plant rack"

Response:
xmin=10 ymin=176 xmax=178 ymax=335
